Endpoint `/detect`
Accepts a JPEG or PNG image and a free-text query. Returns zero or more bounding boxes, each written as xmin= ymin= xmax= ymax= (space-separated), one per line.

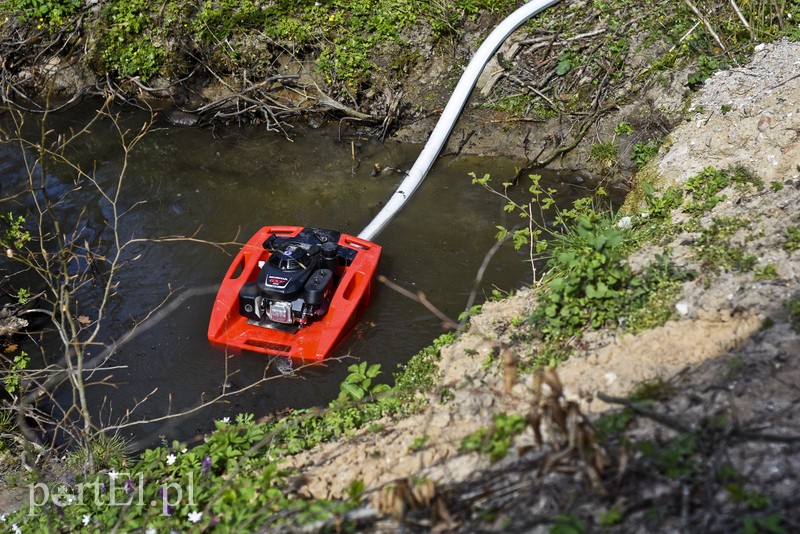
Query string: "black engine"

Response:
xmin=238 ymin=228 xmax=356 ymax=331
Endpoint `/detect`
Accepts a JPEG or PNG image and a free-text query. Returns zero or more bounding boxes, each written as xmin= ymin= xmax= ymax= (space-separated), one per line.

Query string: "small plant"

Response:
xmin=630 ymin=378 xmax=677 ymax=402
xmin=460 ymin=413 xmax=527 ymax=462
xmin=0 ymin=212 xmax=31 ymax=250
xmin=614 ymin=122 xmax=634 ymax=135
xmin=692 ymin=216 xmax=757 ymax=273
xmin=2 ymin=350 xmax=29 ymax=397
xmin=638 ymin=434 xmax=698 ymax=479
xmin=754 ymin=263 xmax=778 ymax=281
xmin=392 ymin=331 xmax=454 ymax=408
xmin=784 ymin=226 xmax=800 ymax=252
xmin=15 ymin=287 xmax=32 ymax=304
xmin=458 ymin=304 xmax=483 ymax=322
xmin=786 ymin=295 xmax=800 ymax=333
xmin=599 ymin=507 xmax=623 ymax=526
xmin=631 ymin=139 xmax=661 ymax=168
xmin=728 ymin=166 xmax=764 ymax=194
xmin=65 ymin=434 xmax=131 ymax=473
xmin=683 ymin=167 xmax=730 ymax=216
xmin=408 ymin=435 xmax=429 ymax=452
xmin=551 ymin=514 xmax=587 ymax=534
xmin=643 ymin=183 xmax=684 ymax=221
xmin=336 ymin=362 xmax=389 ymax=403
xmin=687 ymin=55 xmax=724 ymax=88
xmin=594 ymin=409 xmax=634 ymax=438
xmin=742 ymin=513 xmax=787 ymax=534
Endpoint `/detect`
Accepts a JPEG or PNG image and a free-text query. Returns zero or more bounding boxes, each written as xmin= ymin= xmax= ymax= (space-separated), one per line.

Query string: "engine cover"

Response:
xmin=237 ymin=228 xmax=346 ymax=328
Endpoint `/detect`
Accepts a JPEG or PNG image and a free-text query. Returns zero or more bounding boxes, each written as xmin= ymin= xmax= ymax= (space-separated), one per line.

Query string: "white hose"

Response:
xmin=358 ymin=0 xmax=561 ymax=242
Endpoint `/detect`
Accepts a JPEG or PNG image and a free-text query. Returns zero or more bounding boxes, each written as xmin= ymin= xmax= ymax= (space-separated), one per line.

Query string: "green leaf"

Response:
xmin=341 ymin=382 xmax=364 ymax=401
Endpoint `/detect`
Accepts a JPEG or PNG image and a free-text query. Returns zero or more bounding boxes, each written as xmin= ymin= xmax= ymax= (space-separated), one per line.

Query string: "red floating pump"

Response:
xmin=207 ymin=226 xmax=381 ymax=361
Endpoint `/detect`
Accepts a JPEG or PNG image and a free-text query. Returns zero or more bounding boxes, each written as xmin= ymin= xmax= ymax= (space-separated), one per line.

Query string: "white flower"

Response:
xmin=0 ymin=513 xmax=6 ymax=521
xmin=145 ymin=528 xmax=157 ymax=534
xmin=12 ymin=524 xmax=21 ymax=534
xmin=181 ymin=448 xmax=188 ymax=454
xmin=82 ymin=514 xmax=91 ymax=526
xmin=616 ymin=216 xmax=632 ymax=229
xmin=187 ymin=510 xmax=203 ymax=524
xmin=221 ymin=416 xmax=230 ymax=424
xmin=108 ymin=469 xmax=119 ymax=480
xmin=166 ymin=453 xmax=177 ymax=466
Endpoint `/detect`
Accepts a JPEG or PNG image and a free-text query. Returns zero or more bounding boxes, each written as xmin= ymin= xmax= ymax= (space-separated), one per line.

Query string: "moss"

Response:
xmin=621 ymin=161 xmax=666 ymax=214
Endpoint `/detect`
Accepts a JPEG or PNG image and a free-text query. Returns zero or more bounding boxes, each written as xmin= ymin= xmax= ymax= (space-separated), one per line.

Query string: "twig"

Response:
xmin=461 ymin=235 xmax=509 ymax=328
xmin=377 ymin=275 xmax=459 ymax=330
xmin=728 ymin=0 xmax=754 ymax=40
xmin=683 ymin=0 xmax=733 ymax=60
xmin=596 ymin=392 xmax=694 ymax=434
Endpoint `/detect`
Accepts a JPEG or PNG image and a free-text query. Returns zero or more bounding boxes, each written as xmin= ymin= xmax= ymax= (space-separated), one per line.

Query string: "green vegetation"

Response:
xmin=787 ymin=295 xmax=800 ymax=333
xmin=683 ymin=167 xmax=731 ymax=215
xmin=754 ymin=263 xmax=778 ymax=281
xmin=460 ymin=412 xmax=527 ymax=462
xmin=3 ymin=0 xmax=800 ymax=529
xmin=473 ymin=160 xmax=779 ymax=371
xmin=687 ymin=55 xmax=727 ymax=88
xmin=785 ymin=226 xmax=800 ymax=252
xmin=2 ymin=0 xmax=797 ymax=113
xmin=638 ymin=434 xmax=698 ymax=479
xmin=589 ymin=141 xmax=618 ymax=168
xmin=0 ymin=0 xmax=522 ymax=91
xmin=6 ymin=0 xmax=80 ymax=27
xmin=6 ymin=343 xmax=458 ymax=531
xmin=631 ymin=138 xmax=661 ymax=168
xmin=2 ymin=350 xmax=29 ymax=398
xmin=473 ymin=171 xmax=693 ymax=359
xmin=64 ymin=434 xmax=131 ymax=473
xmin=0 ymin=212 xmax=31 ymax=250
xmin=629 ymin=378 xmax=677 ymax=403
xmin=693 ymin=216 xmax=758 ymax=274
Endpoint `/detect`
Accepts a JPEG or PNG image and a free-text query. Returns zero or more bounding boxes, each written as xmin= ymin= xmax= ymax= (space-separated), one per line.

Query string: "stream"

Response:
xmin=0 ymin=104 xmax=593 ymax=448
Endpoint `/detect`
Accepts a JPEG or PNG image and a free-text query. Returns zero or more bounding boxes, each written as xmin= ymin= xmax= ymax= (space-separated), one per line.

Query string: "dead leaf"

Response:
xmin=4 ymin=344 xmax=18 ymax=353
xmin=78 ymin=315 xmax=91 ymax=325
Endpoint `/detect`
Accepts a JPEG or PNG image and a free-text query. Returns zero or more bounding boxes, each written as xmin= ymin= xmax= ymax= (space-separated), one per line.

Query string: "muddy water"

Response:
xmin=0 ymin=105 xmax=591 ymax=448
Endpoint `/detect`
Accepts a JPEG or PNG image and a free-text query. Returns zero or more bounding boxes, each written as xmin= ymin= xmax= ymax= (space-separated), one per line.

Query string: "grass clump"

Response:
xmin=589 ymin=141 xmax=618 ymax=168
xmin=64 ymin=434 xmax=131 ymax=473
xmin=532 ymin=219 xmax=685 ymax=340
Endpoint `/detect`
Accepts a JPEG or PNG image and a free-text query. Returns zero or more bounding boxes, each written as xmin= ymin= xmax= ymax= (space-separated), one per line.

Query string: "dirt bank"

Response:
xmin=282 ymin=40 xmax=800 ymax=532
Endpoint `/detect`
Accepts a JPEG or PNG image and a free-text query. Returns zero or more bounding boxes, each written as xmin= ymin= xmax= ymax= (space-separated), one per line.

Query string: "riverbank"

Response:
xmin=3 ymin=1 xmax=794 ymax=186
